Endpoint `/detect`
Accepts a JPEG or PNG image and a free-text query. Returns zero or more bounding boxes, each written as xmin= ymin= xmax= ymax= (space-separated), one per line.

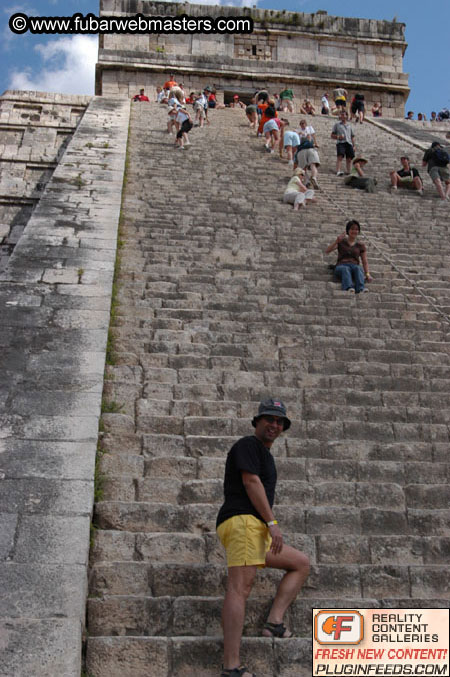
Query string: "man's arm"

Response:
xmin=241 ymin=471 xmax=283 ymax=554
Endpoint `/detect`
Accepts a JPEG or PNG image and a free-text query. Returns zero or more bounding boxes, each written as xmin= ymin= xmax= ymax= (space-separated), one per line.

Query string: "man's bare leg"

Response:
xmin=434 ymin=177 xmax=446 ymax=199
xmin=264 ymin=545 xmax=310 ymax=633
xmin=222 ymin=565 xmax=257 ymax=671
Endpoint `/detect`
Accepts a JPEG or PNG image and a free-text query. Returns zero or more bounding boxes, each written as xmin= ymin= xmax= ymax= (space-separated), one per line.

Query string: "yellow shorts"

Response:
xmin=216 ymin=514 xmax=272 ymax=568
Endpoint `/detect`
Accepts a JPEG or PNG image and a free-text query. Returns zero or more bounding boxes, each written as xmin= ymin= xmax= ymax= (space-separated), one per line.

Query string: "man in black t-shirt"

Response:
xmin=216 ymin=398 xmax=310 ymax=677
xmin=390 ymin=156 xmax=423 ymax=195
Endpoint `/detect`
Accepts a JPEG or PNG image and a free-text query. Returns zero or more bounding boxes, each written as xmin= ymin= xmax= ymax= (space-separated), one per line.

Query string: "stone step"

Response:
xmin=86 ymin=635 xmax=312 ymax=677
xmin=100 ymin=453 xmax=448 ymax=484
xmin=91 ymin=530 xmax=450 ymax=567
xmin=89 ymin=557 xmax=450 ymax=596
xmin=87 ymin=581 xmax=449 ymax=637
xmin=94 ymin=501 xmax=450 ymax=537
xmin=100 ymin=476 xmax=450 ymax=509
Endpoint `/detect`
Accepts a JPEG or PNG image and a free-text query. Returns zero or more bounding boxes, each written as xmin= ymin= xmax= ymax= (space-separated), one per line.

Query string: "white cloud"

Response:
xmin=8 ymin=34 xmax=97 ymax=95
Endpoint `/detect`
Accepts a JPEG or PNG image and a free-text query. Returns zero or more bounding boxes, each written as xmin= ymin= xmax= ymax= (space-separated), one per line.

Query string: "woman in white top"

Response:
xmin=283 ymin=168 xmax=316 ymax=210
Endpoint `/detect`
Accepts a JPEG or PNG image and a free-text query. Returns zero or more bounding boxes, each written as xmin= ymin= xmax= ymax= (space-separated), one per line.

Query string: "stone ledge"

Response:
xmin=0 ymin=96 xmax=130 ymax=676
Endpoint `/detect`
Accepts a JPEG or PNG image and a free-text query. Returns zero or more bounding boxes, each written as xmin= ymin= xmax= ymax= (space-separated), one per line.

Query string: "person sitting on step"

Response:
xmin=390 ymin=156 xmax=423 ymax=195
xmin=371 ymin=101 xmax=382 ymax=117
xmin=283 ymin=168 xmax=316 ymax=210
xmin=300 ymin=98 xmax=316 ymax=115
xmin=230 ymin=94 xmax=245 ymax=109
xmin=344 ymin=157 xmax=377 ymax=193
xmin=325 ymin=219 xmax=372 ymax=294
xmin=132 ymin=88 xmax=149 ymax=102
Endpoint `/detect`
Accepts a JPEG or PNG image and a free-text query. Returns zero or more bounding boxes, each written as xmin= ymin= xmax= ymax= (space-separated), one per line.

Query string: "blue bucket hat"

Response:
xmin=252 ymin=398 xmax=291 ymax=431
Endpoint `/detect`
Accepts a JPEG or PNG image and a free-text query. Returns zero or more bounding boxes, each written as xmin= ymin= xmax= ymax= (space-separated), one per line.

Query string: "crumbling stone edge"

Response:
xmin=0 ymin=95 xmax=131 ymax=677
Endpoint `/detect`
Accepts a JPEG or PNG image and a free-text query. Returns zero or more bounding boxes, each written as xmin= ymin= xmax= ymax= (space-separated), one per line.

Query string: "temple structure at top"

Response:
xmin=95 ymin=0 xmax=409 ymax=116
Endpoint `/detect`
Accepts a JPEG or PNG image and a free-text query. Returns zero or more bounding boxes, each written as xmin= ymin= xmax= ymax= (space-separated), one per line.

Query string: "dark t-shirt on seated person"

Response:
xmin=397 ymin=167 xmax=420 ymax=179
xmin=216 ymin=435 xmax=277 ymax=529
xmin=337 ymin=239 xmax=366 ymax=266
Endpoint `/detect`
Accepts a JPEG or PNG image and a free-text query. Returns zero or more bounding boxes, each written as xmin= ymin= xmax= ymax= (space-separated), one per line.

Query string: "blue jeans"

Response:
xmin=335 ymin=263 xmax=365 ymax=292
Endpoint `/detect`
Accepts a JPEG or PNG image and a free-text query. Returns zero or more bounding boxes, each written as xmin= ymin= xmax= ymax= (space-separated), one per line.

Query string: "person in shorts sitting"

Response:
xmin=390 ymin=156 xmax=423 ymax=195
xmin=344 ymin=157 xmax=377 ymax=193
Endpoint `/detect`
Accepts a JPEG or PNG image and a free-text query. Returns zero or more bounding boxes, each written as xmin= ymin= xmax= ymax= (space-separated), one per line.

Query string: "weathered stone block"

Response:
xmin=360 ymin=509 xmax=408 ymax=535
xmin=1 ymin=618 xmax=82 ymax=677
xmin=0 ymin=563 xmax=86 ymax=618
xmin=314 ymin=482 xmax=356 ymax=507
xmin=361 ymin=565 xmax=410 ymax=597
xmin=408 ymin=509 xmax=450 ymax=536
xmin=90 ymin=529 xmax=136 ymax=563
xmin=136 ymin=533 xmax=206 ymax=564
xmin=142 ymin=434 xmax=186 ymax=457
xmin=90 ymin=562 xmax=149 ymax=596
xmin=88 ymin=596 xmax=172 ymax=636
xmin=86 ymin=637 xmax=169 ymax=677
xmin=169 ymin=637 xmax=223 ymax=677
xmin=317 ymin=536 xmax=370 ymax=564
xmin=94 ymin=502 xmax=184 ymax=533
xmin=306 ymin=565 xmax=361 ymax=597
xmin=405 ymin=485 xmax=450 ymax=509
xmin=0 ymin=513 xmax=18 ymax=560
xmin=356 ymin=482 xmax=405 ymax=509
xmin=370 ymin=536 xmax=424 ymax=565
xmin=306 ymin=507 xmax=360 ymax=535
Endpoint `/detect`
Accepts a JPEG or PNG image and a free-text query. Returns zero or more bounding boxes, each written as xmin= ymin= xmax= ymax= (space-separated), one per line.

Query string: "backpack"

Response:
xmin=433 ymin=148 xmax=450 ymax=167
xmin=299 ymin=137 xmax=314 ymax=150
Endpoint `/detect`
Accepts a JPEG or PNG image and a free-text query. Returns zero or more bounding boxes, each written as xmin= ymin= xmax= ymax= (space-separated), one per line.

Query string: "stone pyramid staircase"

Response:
xmin=85 ymin=104 xmax=450 ymax=677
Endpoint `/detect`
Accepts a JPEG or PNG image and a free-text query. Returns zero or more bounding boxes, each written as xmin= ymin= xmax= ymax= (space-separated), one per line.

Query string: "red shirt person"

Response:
xmin=133 ymin=88 xmax=149 ymax=102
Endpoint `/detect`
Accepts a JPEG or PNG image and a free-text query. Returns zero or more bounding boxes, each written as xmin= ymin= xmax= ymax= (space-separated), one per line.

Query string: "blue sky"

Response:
xmin=1 ymin=0 xmax=449 ymax=116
